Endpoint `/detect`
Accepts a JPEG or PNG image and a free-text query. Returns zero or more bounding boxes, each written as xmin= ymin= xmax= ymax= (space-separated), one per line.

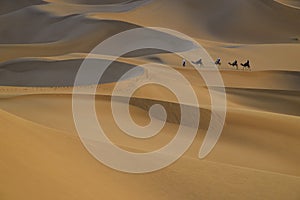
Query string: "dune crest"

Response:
xmin=275 ymin=0 xmax=300 ymax=9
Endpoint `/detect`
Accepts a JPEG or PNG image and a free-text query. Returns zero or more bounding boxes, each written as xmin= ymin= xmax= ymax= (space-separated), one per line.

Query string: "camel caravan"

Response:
xmin=186 ymin=58 xmax=251 ymax=71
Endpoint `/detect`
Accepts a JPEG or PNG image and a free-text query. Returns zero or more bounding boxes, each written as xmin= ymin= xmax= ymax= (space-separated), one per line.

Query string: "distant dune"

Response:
xmin=276 ymin=0 xmax=300 ymax=8
xmin=87 ymin=0 xmax=300 ymax=43
xmin=0 ymin=0 xmax=45 ymax=15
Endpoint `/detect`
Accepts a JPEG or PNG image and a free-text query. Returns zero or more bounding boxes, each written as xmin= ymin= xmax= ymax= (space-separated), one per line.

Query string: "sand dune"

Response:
xmin=0 ymin=91 xmax=299 ymax=175
xmin=0 ymin=58 xmax=144 ymax=87
xmin=276 ymin=0 xmax=300 ymax=8
xmin=0 ymin=7 xmax=140 ymax=44
xmin=38 ymin=0 xmax=152 ymax=15
xmin=89 ymin=0 xmax=300 ymax=43
xmin=0 ymin=0 xmax=45 ymax=15
xmin=0 ymin=0 xmax=299 ymax=199
xmin=1 ymin=106 xmax=299 ymax=200
xmin=226 ymin=88 xmax=300 ymax=116
xmin=46 ymin=0 xmax=136 ymax=4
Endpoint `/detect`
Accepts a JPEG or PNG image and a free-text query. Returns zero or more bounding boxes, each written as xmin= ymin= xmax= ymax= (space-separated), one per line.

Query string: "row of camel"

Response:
xmin=190 ymin=58 xmax=251 ymax=70
xmin=228 ymin=60 xmax=251 ymax=70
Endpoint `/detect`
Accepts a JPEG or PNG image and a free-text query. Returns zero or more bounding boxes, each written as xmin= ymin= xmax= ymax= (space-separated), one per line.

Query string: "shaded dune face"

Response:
xmin=87 ymin=0 xmax=299 ymax=43
xmin=205 ymin=0 xmax=300 ymax=43
xmin=226 ymin=88 xmax=300 ymax=116
xmin=166 ymin=0 xmax=300 ymax=43
xmin=0 ymin=0 xmax=46 ymax=15
xmin=1 ymin=0 xmax=300 ymax=44
xmin=0 ymin=59 xmax=144 ymax=87
xmin=46 ymin=0 xmax=136 ymax=4
xmin=37 ymin=0 xmax=153 ymax=16
xmin=0 ymin=8 xmax=140 ymax=44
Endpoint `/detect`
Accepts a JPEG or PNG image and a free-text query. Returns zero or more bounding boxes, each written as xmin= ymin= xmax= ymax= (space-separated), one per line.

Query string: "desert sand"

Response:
xmin=0 ymin=0 xmax=299 ymax=199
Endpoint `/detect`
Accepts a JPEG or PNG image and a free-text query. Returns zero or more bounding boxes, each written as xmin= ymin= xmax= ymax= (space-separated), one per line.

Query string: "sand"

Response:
xmin=0 ymin=0 xmax=299 ymax=199
xmin=276 ymin=0 xmax=300 ymax=9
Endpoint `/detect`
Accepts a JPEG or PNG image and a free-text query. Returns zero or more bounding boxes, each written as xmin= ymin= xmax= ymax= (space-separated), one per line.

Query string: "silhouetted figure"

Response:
xmin=215 ymin=58 xmax=221 ymax=65
xmin=228 ymin=60 xmax=238 ymax=69
xmin=182 ymin=59 xmax=186 ymax=67
xmin=192 ymin=58 xmax=203 ymax=66
xmin=241 ymin=60 xmax=251 ymax=70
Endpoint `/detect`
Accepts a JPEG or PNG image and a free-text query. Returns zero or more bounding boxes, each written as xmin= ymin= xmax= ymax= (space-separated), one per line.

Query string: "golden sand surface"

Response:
xmin=0 ymin=0 xmax=299 ymax=199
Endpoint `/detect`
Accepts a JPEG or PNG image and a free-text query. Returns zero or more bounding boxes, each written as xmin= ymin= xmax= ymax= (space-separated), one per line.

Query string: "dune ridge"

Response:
xmin=275 ymin=0 xmax=300 ymax=9
xmin=88 ymin=0 xmax=300 ymax=43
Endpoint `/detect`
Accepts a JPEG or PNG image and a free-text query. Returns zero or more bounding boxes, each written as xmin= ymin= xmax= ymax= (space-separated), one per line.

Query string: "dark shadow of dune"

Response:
xmin=0 ymin=8 xmax=140 ymax=44
xmin=226 ymin=87 xmax=300 ymax=116
xmin=117 ymin=96 xmax=211 ymax=130
xmin=0 ymin=0 xmax=46 ymax=15
xmin=39 ymin=0 xmax=153 ymax=15
xmin=54 ymin=0 xmax=148 ymax=5
xmin=0 ymin=58 xmax=144 ymax=87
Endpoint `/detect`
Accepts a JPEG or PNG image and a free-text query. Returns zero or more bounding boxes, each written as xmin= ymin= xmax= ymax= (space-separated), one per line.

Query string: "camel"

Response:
xmin=241 ymin=60 xmax=251 ymax=70
xmin=228 ymin=60 xmax=238 ymax=69
xmin=182 ymin=59 xmax=186 ymax=67
xmin=192 ymin=58 xmax=203 ymax=66
xmin=215 ymin=58 xmax=221 ymax=65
